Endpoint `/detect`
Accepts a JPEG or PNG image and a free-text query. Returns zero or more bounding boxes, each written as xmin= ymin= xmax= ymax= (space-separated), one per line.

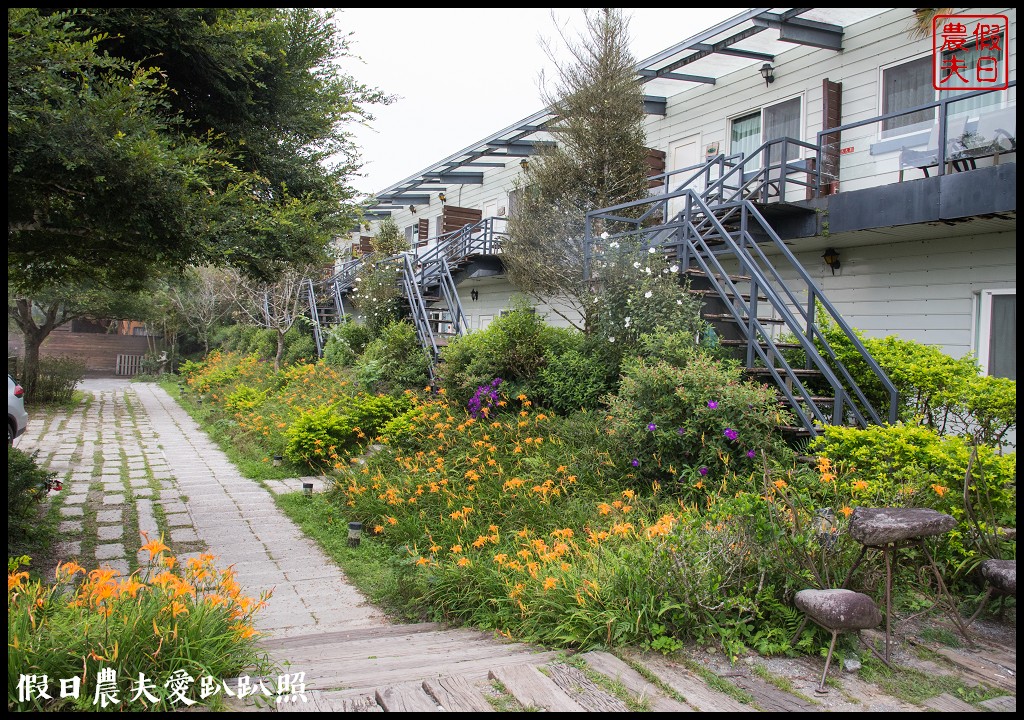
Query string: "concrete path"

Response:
xmin=16 ymin=379 xmax=386 ymax=639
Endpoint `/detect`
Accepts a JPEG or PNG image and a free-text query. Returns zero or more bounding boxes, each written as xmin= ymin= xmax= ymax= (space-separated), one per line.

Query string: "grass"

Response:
xmin=485 ymin=679 xmax=526 ymax=711
xmin=678 ymin=656 xmax=757 ymax=707
xmin=751 ymin=662 xmax=820 ymax=705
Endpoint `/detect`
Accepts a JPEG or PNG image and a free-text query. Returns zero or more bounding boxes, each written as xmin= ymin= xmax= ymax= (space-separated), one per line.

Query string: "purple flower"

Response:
xmin=724 ymin=428 xmax=739 ymax=441
xmin=647 ymin=422 xmax=657 ymax=432
xmin=747 ymin=449 xmax=757 ymax=459
xmin=677 ymin=427 xmax=685 ymax=436
xmin=707 ymin=401 xmax=718 ymax=410
xmin=631 ymin=458 xmax=640 ymax=467
xmin=698 ymin=466 xmax=709 ymax=476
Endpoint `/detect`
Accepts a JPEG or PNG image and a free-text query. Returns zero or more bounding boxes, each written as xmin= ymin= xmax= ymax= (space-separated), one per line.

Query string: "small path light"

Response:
xmin=273 ymin=455 xmax=283 ymax=467
xmin=302 ymin=482 xmax=314 ymax=497
xmin=348 ymin=522 xmax=363 ymax=547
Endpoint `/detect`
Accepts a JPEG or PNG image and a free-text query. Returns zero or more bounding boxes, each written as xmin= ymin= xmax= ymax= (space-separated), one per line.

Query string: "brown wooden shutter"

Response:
xmin=821 ymin=79 xmax=843 ymax=196
xmin=645 ymin=147 xmax=667 ymax=189
xmin=418 ymin=218 xmax=430 ymax=240
xmin=355 ymin=235 xmax=374 ymax=257
xmin=441 ymin=205 xmax=483 ymax=234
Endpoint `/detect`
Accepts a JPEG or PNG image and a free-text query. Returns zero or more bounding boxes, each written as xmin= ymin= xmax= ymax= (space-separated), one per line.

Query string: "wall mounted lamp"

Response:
xmin=520 ymin=158 xmax=529 ymax=170
xmin=822 ymin=247 xmax=841 ymax=275
xmin=408 ymin=204 xmax=417 ymax=213
xmin=470 ymin=289 xmax=479 ymax=301
xmin=760 ymin=63 xmax=775 ymax=87
xmin=438 ymin=192 xmax=446 ymax=203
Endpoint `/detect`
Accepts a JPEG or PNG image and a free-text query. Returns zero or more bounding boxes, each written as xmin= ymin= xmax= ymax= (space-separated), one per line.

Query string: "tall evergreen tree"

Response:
xmin=502 ymin=9 xmax=650 ymax=332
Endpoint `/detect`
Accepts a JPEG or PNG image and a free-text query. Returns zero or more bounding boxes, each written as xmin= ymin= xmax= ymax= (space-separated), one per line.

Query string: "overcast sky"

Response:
xmin=334 ymin=8 xmax=745 ymax=197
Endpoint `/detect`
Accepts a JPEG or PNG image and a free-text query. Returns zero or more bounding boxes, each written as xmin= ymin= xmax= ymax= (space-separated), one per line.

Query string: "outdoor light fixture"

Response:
xmin=409 ymin=204 xmax=417 ymax=213
xmin=760 ymin=63 xmax=775 ymax=87
xmin=302 ymin=482 xmax=313 ymax=497
xmin=273 ymin=454 xmax=283 ymax=467
xmin=471 ymin=289 xmax=479 ymax=301
xmin=520 ymin=158 xmax=529 ymax=170
xmin=348 ymin=521 xmax=363 ymax=547
xmin=822 ymin=247 xmax=841 ymax=275
xmin=438 ymin=192 xmax=446 ymax=203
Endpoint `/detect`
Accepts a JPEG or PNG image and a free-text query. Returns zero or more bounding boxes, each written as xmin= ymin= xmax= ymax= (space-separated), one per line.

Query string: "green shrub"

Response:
xmin=440 ymin=301 xmax=583 ymax=407
xmin=223 ymin=384 xmax=268 ymax=414
xmin=323 ymin=319 xmax=373 ymax=368
xmin=604 ymin=336 xmax=794 ymax=496
xmin=8 ymin=449 xmax=58 ymax=550
xmin=28 ymin=355 xmax=86 ymax=404
xmin=282 ymin=324 xmax=317 ymax=367
xmin=536 ymin=347 xmax=612 ymax=414
xmin=354 ymin=321 xmax=430 ymax=393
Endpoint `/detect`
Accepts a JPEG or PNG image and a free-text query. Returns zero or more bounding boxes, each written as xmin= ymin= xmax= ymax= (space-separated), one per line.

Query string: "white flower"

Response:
xmin=624 ymin=316 xmax=631 ymax=323
xmin=645 ymin=291 xmax=653 ymax=298
xmin=670 ymin=264 xmax=679 ymax=273
xmin=624 ymin=317 xmax=631 ymax=328
xmin=600 ymin=231 xmax=609 ymax=240
xmin=609 ymin=241 xmax=620 ymax=249
xmin=644 ymin=267 xmax=652 ymax=275
xmin=677 ymin=299 xmax=683 ymax=305
xmin=633 ymin=262 xmax=641 ymax=269
xmin=648 ymin=247 xmax=656 ymax=254
xmin=608 ymin=336 xmax=615 ymax=343
xmin=662 ymin=268 xmax=669 ymax=274
xmin=355 ymin=277 xmax=362 ymax=282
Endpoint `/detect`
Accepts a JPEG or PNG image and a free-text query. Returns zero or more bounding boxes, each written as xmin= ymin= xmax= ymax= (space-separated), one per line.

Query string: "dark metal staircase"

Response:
xmin=586 ymin=140 xmax=898 ymax=437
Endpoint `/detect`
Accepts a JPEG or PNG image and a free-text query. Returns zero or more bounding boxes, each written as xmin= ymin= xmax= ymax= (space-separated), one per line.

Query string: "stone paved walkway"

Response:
xmin=16 ymin=378 xmax=386 ymax=639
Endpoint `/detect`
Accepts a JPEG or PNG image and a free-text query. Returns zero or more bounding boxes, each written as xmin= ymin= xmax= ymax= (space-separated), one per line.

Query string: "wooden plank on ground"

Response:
xmin=979 ymin=695 xmax=1016 ymax=712
xmin=489 ymin=664 xmax=586 ymax=712
xmin=722 ymin=670 xmax=818 ymax=712
xmin=922 ymin=693 xmax=980 ymax=712
xmin=422 ymin=676 xmax=495 ymax=712
xmin=375 ymin=682 xmax=441 ymax=712
xmin=627 ymin=652 xmax=756 ymax=713
xmin=258 ymin=622 xmax=443 ymax=652
xmin=580 ymin=650 xmax=692 ymax=712
xmin=280 ymin=689 xmax=338 ymax=712
xmin=932 ymin=648 xmax=1017 ymax=693
xmin=544 ymin=663 xmax=631 ymax=712
xmin=334 ymin=693 xmax=384 ymax=712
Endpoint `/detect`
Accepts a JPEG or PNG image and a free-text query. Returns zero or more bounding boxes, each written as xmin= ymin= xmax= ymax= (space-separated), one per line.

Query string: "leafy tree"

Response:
xmin=502 ymin=8 xmax=650 ymax=332
xmin=8 ymin=284 xmax=155 ymax=394
xmin=8 ymin=8 xmax=391 ymax=291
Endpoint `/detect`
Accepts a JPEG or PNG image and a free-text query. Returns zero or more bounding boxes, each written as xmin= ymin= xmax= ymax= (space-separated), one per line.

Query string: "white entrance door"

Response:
xmin=668 ymin=135 xmax=702 ymax=217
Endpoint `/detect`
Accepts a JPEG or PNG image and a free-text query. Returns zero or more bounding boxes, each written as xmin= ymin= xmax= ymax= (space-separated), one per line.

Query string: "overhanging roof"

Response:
xmin=364 ymin=7 xmax=889 ymax=212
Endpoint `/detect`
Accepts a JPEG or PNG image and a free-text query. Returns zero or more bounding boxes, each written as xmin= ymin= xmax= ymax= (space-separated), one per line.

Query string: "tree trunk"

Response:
xmin=275 ymin=329 xmax=286 ymax=371
xmin=11 ymin=299 xmax=64 ymax=395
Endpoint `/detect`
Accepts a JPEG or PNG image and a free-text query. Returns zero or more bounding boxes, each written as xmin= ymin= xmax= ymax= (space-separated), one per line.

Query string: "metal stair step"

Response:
xmin=719 ymin=339 xmax=802 ymax=349
xmin=703 ymin=313 xmax=786 ymax=324
xmin=745 ymin=367 xmax=823 ymax=377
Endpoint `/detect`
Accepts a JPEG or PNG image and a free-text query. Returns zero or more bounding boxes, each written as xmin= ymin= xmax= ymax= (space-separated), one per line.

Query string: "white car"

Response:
xmin=8 ymin=374 xmax=28 ymax=443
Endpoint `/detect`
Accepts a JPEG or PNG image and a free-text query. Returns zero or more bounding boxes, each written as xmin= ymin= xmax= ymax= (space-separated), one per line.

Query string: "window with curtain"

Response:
xmin=940 ymin=35 xmax=1006 ymax=117
xmin=730 ymin=98 xmax=802 ymax=169
xmin=881 ymin=55 xmax=935 ymax=136
xmin=976 ymin=290 xmax=1016 ymax=379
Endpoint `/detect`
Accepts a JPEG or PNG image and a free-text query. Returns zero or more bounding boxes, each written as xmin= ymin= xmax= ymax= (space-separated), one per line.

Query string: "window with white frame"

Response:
xmin=729 ymin=97 xmax=802 ymax=168
xmin=975 ymin=289 xmax=1015 ymax=379
xmin=881 ymin=55 xmax=935 ymax=137
xmin=881 ymin=38 xmax=1007 ymax=138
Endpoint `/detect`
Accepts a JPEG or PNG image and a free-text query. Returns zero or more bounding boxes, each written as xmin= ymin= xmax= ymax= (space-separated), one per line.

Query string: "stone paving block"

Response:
xmin=103 ymin=494 xmax=126 ymax=505
xmin=102 ymin=559 xmax=131 ymax=577
xmin=171 ymin=527 xmax=200 ymax=543
xmin=60 ymin=505 xmax=85 ymax=517
xmin=95 ymin=509 xmax=121 ymax=523
xmin=97 ymin=525 xmax=124 ymax=542
xmin=55 ymin=540 xmax=82 ymax=557
xmin=64 ymin=494 xmax=89 ymax=505
xmin=164 ymin=512 xmax=194 ymax=527
xmin=95 ymin=543 xmax=126 ymax=560
xmin=59 ymin=520 xmax=83 ymax=533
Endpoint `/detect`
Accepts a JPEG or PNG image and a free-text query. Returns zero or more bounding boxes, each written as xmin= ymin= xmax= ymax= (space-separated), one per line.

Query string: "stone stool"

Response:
xmin=968 ymin=559 xmax=1016 ymax=625
xmin=843 ymin=506 xmax=959 ymax=661
xmin=794 ymin=588 xmax=882 ymax=694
